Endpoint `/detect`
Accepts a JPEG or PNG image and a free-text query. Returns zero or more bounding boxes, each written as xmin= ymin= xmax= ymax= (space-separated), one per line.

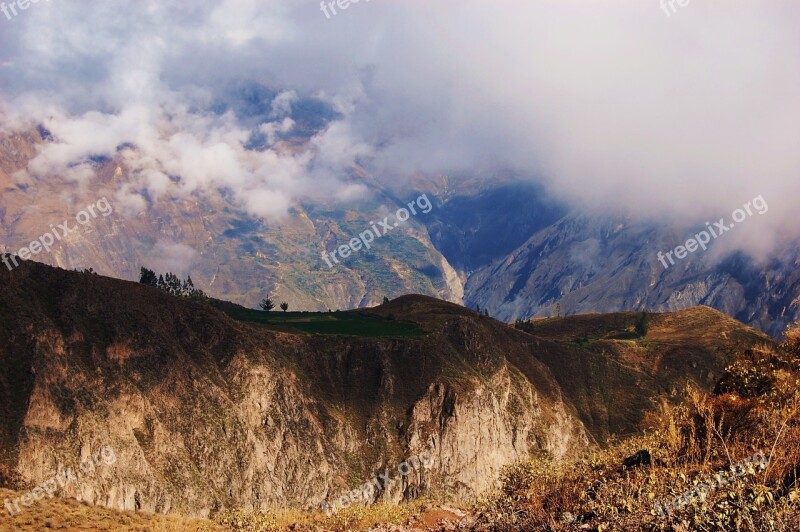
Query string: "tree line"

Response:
xmin=139 ymin=267 xmax=207 ymax=299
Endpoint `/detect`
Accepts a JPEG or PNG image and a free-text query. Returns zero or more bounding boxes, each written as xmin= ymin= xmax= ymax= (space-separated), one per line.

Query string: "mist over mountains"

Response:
xmin=1 ymin=3 xmax=799 ymax=335
xmin=2 ymin=122 xmax=799 ymax=337
xmin=1 ymin=1 xmax=799 ymax=237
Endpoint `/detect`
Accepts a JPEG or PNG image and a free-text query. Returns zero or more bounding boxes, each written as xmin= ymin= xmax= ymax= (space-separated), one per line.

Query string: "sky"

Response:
xmin=0 ymin=0 xmax=798 ymax=256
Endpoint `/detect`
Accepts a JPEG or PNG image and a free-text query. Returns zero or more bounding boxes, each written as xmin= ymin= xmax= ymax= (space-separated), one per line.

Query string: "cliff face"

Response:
xmin=0 ymin=261 xmax=588 ymax=517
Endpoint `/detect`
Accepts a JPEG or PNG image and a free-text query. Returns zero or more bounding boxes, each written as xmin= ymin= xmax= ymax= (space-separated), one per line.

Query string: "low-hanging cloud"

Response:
xmin=0 ymin=0 xmax=798 ymax=258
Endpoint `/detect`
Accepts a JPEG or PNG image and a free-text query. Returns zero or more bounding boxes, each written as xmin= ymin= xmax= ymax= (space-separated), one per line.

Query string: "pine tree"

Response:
xmin=139 ymin=267 xmax=205 ymax=299
xmin=139 ymin=267 xmax=157 ymax=286
xmin=259 ymin=298 xmax=275 ymax=312
xmin=636 ymin=311 xmax=650 ymax=338
xmin=182 ymin=275 xmax=195 ymax=295
xmin=164 ymin=272 xmax=182 ymax=296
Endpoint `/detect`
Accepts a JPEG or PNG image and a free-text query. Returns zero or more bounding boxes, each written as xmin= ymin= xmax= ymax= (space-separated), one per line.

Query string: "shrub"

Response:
xmin=635 ymin=311 xmax=650 ymax=338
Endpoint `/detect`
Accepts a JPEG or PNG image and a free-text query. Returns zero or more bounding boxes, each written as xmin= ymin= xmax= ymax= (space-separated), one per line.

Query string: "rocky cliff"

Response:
xmin=0 ymin=261 xmax=588 ymax=517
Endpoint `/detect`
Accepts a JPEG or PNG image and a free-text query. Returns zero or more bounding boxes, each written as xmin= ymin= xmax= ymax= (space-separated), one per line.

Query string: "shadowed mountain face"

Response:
xmin=0 ymin=262 xmax=772 ymax=516
xmin=424 ymin=182 xmax=567 ymax=272
xmin=460 ymin=212 xmax=800 ymax=338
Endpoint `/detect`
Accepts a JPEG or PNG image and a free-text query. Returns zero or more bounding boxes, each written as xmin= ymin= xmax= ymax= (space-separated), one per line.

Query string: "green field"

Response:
xmin=210 ymin=301 xmax=425 ymax=337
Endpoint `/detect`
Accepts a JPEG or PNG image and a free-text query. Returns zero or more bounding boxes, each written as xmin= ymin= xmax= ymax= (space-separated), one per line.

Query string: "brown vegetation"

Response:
xmin=472 ymin=325 xmax=800 ymax=531
xmin=0 ymin=487 xmax=222 ymax=531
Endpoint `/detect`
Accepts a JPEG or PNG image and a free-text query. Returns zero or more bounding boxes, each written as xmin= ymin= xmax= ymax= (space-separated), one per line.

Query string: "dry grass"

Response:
xmin=0 ymin=488 xmax=223 ymax=531
xmin=472 ymin=325 xmax=800 ymax=531
xmin=214 ymin=500 xmax=426 ymax=531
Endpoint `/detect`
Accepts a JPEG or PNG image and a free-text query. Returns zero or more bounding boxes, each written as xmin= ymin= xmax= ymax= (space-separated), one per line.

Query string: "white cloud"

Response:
xmin=144 ymin=240 xmax=199 ymax=275
xmin=0 ymin=0 xmax=797 ymax=258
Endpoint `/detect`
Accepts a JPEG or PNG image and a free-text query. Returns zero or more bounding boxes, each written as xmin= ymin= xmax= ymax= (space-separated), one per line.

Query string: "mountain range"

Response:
xmin=2 ymin=122 xmax=798 ymax=339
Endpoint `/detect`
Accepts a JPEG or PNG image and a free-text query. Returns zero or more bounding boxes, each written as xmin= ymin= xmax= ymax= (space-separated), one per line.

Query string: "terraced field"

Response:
xmin=210 ymin=300 xmax=426 ymax=337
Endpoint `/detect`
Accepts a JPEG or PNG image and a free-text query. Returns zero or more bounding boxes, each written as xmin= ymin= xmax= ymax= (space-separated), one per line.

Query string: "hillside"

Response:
xmin=0 ymin=260 xmax=587 ymax=518
xmin=473 ymin=326 xmax=800 ymax=531
xmin=516 ymin=308 xmax=774 ymax=442
xmin=0 ymin=260 xmax=775 ymax=527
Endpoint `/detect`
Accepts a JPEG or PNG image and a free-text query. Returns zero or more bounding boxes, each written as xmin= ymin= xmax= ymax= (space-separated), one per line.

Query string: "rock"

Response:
xmin=623 ymin=450 xmax=652 ymax=468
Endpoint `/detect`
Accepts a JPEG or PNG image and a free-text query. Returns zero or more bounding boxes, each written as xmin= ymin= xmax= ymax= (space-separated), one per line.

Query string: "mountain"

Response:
xmin=0 ymin=261 xmax=771 ymax=521
xmin=0 ymin=127 xmax=464 ymax=312
xmin=459 ymin=208 xmax=800 ymax=338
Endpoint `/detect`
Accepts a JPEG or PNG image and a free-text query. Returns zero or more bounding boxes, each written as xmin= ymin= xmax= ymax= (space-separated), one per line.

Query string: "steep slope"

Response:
xmin=515 ymin=308 xmax=774 ymax=443
xmin=0 ymin=261 xmax=587 ymax=518
xmin=0 ymin=127 xmax=462 ymax=313
xmin=461 ymin=211 xmax=800 ymax=338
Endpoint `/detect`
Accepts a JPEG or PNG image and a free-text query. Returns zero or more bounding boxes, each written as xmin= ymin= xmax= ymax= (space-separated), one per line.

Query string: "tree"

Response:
xmin=138 ymin=266 xmax=206 ymax=299
xmin=555 ymin=302 xmax=562 ymax=318
xmin=476 ymin=304 xmax=481 ymax=314
xmin=139 ymin=267 xmax=157 ymax=286
xmin=636 ymin=311 xmax=650 ymax=338
xmin=169 ymin=273 xmax=184 ymax=295
xmin=515 ymin=319 xmax=533 ymax=334
xmin=259 ymin=298 xmax=275 ymax=312
xmin=383 ymin=296 xmax=390 ymax=304
xmin=484 ymin=308 xmax=489 ymax=317
xmin=280 ymin=302 xmax=289 ymax=312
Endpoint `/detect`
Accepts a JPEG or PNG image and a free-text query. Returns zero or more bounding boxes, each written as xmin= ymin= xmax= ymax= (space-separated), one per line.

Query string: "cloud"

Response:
xmin=0 ymin=0 xmax=798 ymax=257
xmin=143 ymin=240 xmax=199 ymax=276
